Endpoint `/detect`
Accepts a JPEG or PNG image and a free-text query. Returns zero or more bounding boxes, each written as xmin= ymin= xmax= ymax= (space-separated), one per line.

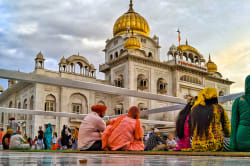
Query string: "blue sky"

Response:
xmin=0 ymin=0 xmax=249 ymax=93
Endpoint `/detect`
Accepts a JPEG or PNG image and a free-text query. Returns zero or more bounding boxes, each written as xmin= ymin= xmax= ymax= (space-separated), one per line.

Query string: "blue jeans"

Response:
xmin=35 ymin=139 xmax=45 ymax=149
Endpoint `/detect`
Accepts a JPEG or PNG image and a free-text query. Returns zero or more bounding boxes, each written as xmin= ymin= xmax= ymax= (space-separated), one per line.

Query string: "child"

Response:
xmin=52 ymin=132 xmax=58 ymax=150
xmin=167 ymin=134 xmax=177 ymax=150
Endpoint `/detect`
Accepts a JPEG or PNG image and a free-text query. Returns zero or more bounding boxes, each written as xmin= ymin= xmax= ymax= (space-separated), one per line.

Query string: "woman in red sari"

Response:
xmin=102 ymin=106 xmax=144 ymax=151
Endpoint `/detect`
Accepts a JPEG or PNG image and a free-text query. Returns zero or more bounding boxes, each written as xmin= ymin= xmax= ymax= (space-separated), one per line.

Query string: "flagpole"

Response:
xmin=177 ymin=28 xmax=181 ymax=46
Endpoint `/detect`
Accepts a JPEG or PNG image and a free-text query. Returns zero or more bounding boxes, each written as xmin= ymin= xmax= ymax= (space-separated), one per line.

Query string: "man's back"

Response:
xmin=78 ymin=112 xmax=106 ymax=150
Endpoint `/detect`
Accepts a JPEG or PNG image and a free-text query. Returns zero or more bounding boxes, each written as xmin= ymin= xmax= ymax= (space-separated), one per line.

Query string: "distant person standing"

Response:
xmin=35 ymin=126 xmax=45 ymax=149
xmin=0 ymin=128 xmax=5 ymax=145
xmin=44 ymin=123 xmax=53 ymax=149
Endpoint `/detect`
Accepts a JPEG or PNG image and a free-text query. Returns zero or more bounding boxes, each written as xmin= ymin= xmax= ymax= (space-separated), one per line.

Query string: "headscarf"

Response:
xmin=6 ymin=129 xmax=13 ymax=134
xmin=45 ymin=123 xmax=53 ymax=149
xmin=244 ymin=75 xmax=250 ymax=103
xmin=16 ymin=130 xmax=22 ymax=135
xmin=91 ymin=105 xmax=107 ymax=115
xmin=102 ymin=106 xmax=143 ymax=150
xmin=192 ymin=88 xmax=218 ymax=109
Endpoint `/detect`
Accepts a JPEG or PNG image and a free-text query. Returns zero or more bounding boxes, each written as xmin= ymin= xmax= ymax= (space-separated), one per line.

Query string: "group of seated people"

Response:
xmin=78 ymin=75 xmax=250 ymax=152
xmin=2 ymin=129 xmax=29 ymax=150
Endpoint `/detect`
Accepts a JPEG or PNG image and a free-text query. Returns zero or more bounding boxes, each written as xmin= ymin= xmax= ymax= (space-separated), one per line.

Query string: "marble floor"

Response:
xmin=0 ymin=151 xmax=250 ymax=166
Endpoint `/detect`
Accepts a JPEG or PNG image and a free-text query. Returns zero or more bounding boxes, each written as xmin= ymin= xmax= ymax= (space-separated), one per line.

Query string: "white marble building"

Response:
xmin=0 ymin=1 xmax=233 ymax=137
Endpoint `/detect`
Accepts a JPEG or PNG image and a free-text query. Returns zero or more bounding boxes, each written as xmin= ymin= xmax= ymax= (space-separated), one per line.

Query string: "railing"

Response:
xmin=0 ymin=69 xmax=244 ymax=124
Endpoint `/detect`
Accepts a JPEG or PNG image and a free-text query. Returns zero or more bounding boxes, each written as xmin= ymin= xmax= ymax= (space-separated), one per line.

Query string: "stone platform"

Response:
xmin=1 ymin=151 xmax=250 ymax=165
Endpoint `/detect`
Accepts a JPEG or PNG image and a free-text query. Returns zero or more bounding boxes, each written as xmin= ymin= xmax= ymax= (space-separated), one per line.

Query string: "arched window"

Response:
xmin=70 ymin=63 xmax=74 ymax=73
xmin=110 ymin=54 xmax=113 ymax=60
xmin=30 ymin=96 xmax=34 ymax=110
xmin=23 ymin=99 xmax=27 ymax=109
xmin=115 ymin=52 xmax=119 ymax=58
xmin=85 ymin=66 xmax=89 ymax=76
xmin=115 ymin=104 xmax=123 ymax=115
xmin=148 ymin=52 xmax=153 ymax=58
xmin=157 ymin=78 xmax=167 ymax=94
xmin=44 ymin=94 xmax=56 ymax=111
xmin=18 ymin=102 xmax=21 ymax=109
xmin=97 ymin=101 xmax=105 ymax=105
xmin=114 ymin=75 xmax=124 ymax=88
xmin=70 ymin=93 xmax=87 ymax=114
xmin=39 ymin=61 xmax=43 ymax=67
xmin=75 ymin=62 xmax=83 ymax=74
xmin=183 ymin=52 xmax=188 ymax=61
xmin=63 ymin=65 xmax=66 ymax=72
xmin=137 ymin=74 xmax=148 ymax=90
xmin=8 ymin=101 xmax=13 ymax=108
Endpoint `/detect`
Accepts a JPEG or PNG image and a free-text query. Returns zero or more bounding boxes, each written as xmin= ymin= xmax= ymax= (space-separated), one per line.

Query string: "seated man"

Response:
xmin=102 ymin=106 xmax=144 ymax=151
xmin=9 ymin=132 xmax=30 ymax=150
xmin=78 ymin=105 xmax=107 ymax=151
xmin=146 ymin=128 xmax=166 ymax=151
xmin=2 ymin=129 xmax=13 ymax=150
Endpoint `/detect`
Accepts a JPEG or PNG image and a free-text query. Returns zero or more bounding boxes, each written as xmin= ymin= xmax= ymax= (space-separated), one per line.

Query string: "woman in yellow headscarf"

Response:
xmin=190 ymin=88 xmax=231 ymax=151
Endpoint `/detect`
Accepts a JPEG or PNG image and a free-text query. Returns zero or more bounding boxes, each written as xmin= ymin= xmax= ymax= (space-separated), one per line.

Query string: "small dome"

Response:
xmin=113 ymin=0 xmax=150 ymax=37
xmin=169 ymin=44 xmax=177 ymax=51
xmin=36 ymin=51 xmax=44 ymax=60
xmin=90 ymin=64 xmax=95 ymax=70
xmin=59 ymin=57 xmax=67 ymax=64
xmin=0 ymin=85 xmax=4 ymax=92
xmin=124 ymin=35 xmax=142 ymax=50
xmin=206 ymin=55 xmax=218 ymax=72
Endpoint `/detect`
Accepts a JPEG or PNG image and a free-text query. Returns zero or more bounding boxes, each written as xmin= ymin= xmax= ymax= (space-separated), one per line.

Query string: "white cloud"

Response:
xmin=81 ymin=38 xmax=105 ymax=49
xmin=15 ymin=22 xmax=38 ymax=35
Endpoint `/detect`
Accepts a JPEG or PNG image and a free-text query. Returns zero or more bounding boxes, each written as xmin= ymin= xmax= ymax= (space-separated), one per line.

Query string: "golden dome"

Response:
xmin=124 ymin=35 xmax=142 ymax=50
xmin=177 ymin=44 xmax=200 ymax=55
xmin=206 ymin=54 xmax=218 ymax=72
xmin=113 ymin=0 xmax=150 ymax=37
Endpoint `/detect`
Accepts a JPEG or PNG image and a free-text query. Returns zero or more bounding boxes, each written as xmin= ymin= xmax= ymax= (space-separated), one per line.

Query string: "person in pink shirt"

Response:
xmin=102 ymin=106 xmax=144 ymax=151
xmin=173 ymin=98 xmax=195 ymax=151
xmin=78 ymin=105 xmax=107 ymax=151
xmin=0 ymin=128 xmax=4 ymax=144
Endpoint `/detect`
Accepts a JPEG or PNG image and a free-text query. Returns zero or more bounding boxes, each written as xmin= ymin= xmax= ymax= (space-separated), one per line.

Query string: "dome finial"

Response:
xmin=209 ymin=53 xmax=212 ymax=62
xmin=128 ymin=0 xmax=134 ymax=12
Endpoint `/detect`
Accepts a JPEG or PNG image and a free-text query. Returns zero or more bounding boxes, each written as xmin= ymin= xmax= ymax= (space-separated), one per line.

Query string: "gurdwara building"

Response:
xmin=0 ymin=1 xmax=233 ymax=137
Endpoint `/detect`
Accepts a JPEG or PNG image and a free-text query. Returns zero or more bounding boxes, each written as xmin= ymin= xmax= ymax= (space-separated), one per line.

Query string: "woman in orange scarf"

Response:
xmin=102 ymin=106 xmax=144 ymax=151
